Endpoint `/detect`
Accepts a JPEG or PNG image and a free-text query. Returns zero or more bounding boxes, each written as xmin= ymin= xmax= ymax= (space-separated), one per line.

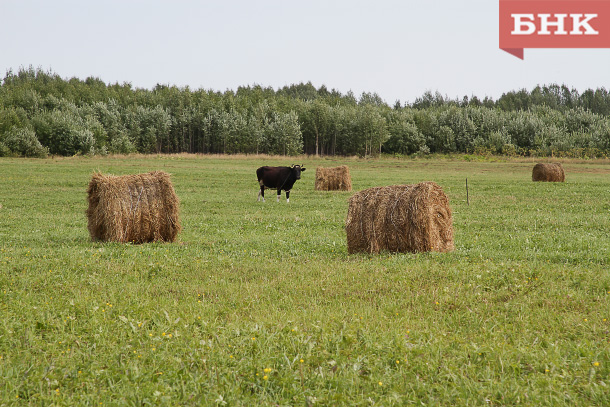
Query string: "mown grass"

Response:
xmin=0 ymin=154 xmax=609 ymax=406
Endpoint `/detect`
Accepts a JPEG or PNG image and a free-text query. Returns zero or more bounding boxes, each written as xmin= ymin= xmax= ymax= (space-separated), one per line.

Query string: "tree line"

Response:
xmin=1 ymin=67 xmax=609 ymax=158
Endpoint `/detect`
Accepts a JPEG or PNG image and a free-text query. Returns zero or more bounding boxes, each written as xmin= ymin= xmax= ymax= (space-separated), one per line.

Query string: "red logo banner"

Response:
xmin=499 ymin=0 xmax=610 ymax=59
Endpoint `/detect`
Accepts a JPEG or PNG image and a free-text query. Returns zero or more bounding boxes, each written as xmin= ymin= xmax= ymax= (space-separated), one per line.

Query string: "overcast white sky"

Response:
xmin=2 ymin=0 xmax=609 ymax=104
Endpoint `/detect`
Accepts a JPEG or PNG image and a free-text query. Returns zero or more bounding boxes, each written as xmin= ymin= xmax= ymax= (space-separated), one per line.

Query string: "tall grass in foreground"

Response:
xmin=0 ymin=154 xmax=609 ymax=406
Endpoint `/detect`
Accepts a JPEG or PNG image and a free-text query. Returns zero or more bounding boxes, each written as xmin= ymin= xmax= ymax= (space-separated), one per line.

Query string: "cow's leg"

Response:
xmin=276 ymin=189 xmax=281 ymax=202
xmin=258 ymin=184 xmax=265 ymax=202
xmin=286 ymin=189 xmax=291 ymax=203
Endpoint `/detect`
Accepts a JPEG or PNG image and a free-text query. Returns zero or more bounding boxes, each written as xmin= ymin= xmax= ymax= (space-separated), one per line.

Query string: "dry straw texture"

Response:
xmin=86 ymin=171 xmax=181 ymax=243
xmin=315 ymin=166 xmax=352 ymax=191
xmin=532 ymin=163 xmax=565 ymax=182
xmin=345 ymin=182 xmax=454 ymax=254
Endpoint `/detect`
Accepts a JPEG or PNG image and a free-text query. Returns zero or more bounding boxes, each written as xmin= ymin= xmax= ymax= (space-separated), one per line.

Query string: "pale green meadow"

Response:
xmin=0 ymin=154 xmax=609 ymax=406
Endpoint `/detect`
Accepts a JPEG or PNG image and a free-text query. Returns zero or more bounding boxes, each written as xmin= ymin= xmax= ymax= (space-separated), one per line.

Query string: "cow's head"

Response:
xmin=292 ymin=164 xmax=306 ymax=179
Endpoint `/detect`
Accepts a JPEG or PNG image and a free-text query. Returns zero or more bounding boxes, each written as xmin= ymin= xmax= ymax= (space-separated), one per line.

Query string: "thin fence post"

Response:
xmin=466 ymin=178 xmax=469 ymax=206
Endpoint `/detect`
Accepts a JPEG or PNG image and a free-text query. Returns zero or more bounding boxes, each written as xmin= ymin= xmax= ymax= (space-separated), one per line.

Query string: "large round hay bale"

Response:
xmin=532 ymin=163 xmax=565 ymax=182
xmin=345 ymin=182 xmax=454 ymax=254
xmin=315 ymin=165 xmax=352 ymax=191
xmin=86 ymin=171 xmax=181 ymax=243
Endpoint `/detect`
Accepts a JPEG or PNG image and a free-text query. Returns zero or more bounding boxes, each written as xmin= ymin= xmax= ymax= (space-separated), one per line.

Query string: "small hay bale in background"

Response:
xmin=86 ymin=171 xmax=181 ymax=243
xmin=315 ymin=165 xmax=352 ymax=191
xmin=345 ymin=181 xmax=454 ymax=254
xmin=532 ymin=163 xmax=565 ymax=182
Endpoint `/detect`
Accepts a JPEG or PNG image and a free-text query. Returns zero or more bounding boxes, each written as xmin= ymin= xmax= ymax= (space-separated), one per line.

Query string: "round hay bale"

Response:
xmin=345 ymin=182 xmax=454 ymax=254
xmin=315 ymin=166 xmax=352 ymax=191
xmin=86 ymin=171 xmax=181 ymax=243
xmin=532 ymin=163 xmax=565 ymax=182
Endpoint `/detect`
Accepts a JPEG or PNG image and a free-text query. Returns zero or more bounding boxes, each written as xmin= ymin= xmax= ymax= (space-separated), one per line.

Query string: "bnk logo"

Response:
xmin=499 ymin=0 xmax=610 ymax=59
xmin=512 ymin=14 xmax=599 ymax=36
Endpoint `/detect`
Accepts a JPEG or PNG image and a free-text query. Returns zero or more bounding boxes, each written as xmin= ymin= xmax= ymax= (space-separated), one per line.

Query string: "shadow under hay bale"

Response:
xmin=86 ymin=171 xmax=181 ymax=243
xmin=345 ymin=182 xmax=454 ymax=254
xmin=532 ymin=163 xmax=565 ymax=182
xmin=315 ymin=166 xmax=352 ymax=191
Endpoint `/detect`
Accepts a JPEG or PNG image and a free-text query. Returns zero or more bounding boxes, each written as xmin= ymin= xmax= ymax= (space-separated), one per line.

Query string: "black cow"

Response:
xmin=256 ymin=165 xmax=306 ymax=203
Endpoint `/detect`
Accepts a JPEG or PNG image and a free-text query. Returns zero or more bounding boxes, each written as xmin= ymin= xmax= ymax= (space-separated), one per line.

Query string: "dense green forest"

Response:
xmin=1 ymin=67 xmax=609 ymax=158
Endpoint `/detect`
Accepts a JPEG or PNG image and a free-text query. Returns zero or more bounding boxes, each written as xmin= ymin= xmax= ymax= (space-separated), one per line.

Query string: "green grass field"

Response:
xmin=1 ymin=154 xmax=609 ymax=406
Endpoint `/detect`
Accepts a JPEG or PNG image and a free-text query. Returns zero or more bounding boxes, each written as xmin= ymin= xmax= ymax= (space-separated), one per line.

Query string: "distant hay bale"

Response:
xmin=315 ymin=166 xmax=352 ymax=191
xmin=532 ymin=163 xmax=565 ymax=182
xmin=345 ymin=182 xmax=454 ymax=254
xmin=86 ymin=171 xmax=181 ymax=243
